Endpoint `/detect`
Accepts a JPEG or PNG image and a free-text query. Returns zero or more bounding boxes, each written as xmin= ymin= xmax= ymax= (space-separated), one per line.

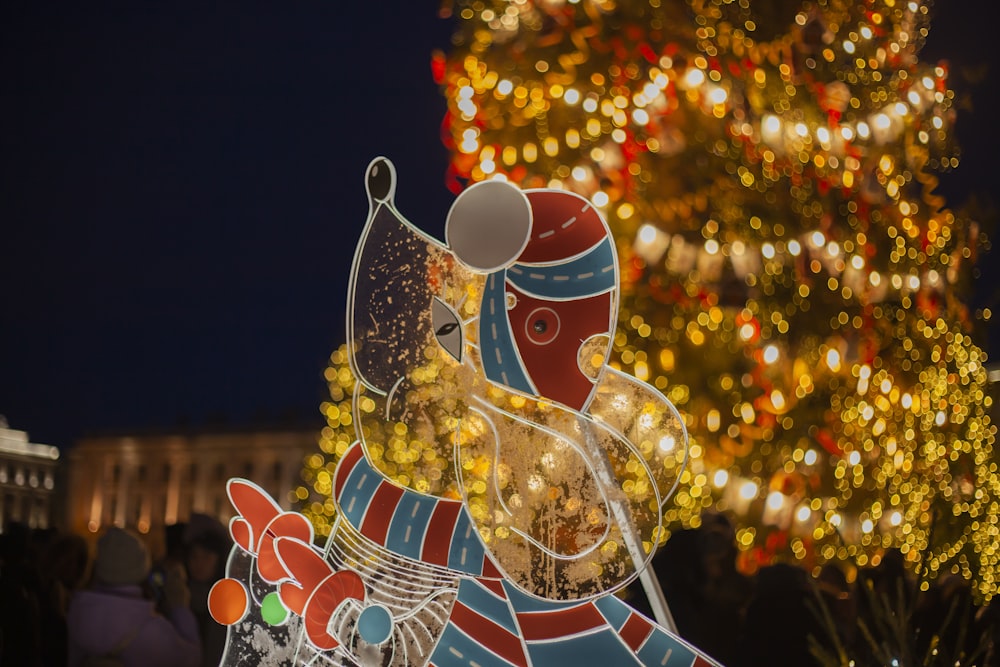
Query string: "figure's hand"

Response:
xmin=273 ymin=537 xmax=365 ymax=650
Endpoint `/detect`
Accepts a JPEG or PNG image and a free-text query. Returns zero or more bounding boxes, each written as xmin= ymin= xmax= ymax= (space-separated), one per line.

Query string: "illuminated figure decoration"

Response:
xmin=208 ymin=158 xmax=721 ymax=666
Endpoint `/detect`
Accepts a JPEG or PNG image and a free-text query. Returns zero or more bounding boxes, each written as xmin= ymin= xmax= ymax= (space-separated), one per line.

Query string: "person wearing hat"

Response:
xmin=66 ymin=526 xmax=201 ymax=667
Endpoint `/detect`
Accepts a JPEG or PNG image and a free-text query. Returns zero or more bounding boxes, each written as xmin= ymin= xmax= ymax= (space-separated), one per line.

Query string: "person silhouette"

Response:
xmin=66 ymin=527 xmax=201 ymax=667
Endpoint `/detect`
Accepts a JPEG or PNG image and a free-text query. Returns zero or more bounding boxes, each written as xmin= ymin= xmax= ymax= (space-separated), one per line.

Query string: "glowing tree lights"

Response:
xmin=292 ymin=0 xmax=998 ymax=602
xmin=409 ymin=0 xmax=999 ymax=598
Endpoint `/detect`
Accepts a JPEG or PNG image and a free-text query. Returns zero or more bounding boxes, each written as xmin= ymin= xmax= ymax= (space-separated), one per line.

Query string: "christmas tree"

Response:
xmin=301 ymin=0 xmax=999 ymax=600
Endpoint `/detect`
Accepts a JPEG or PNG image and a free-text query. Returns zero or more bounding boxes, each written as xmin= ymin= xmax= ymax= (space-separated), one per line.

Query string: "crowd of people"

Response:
xmin=626 ymin=513 xmax=1000 ymax=667
xmin=2 ymin=511 xmax=999 ymax=666
xmin=0 ymin=517 xmax=230 ymax=667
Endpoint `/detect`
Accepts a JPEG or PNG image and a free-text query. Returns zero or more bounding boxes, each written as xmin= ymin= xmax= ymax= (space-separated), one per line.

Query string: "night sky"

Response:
xmin=1 ymin=2 xmax=997 ymax=451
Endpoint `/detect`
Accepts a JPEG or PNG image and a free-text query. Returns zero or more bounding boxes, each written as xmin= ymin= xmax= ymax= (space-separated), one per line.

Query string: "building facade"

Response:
xmin=66 ymin=427 xmax=317 ymax=550
xmin=0 ymin=422 xmax=61 ymax=532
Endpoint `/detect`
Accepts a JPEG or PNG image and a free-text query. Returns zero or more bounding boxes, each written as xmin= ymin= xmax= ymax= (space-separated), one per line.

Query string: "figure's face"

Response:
xmin=446 ymin=183 xmax=619 ymax=412
xmin=347 ymin=158 xmax=472 ymax=398
xmin=349 ymin=160 xmax=619 ymax=414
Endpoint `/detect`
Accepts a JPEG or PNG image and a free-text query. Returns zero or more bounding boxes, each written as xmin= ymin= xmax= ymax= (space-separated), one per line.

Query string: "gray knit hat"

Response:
xmin=94 ymin=527 xmax=151 ymax=586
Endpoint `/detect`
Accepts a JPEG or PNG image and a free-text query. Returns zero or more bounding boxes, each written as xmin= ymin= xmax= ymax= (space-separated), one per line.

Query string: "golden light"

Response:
xmin=739 ymin=480 xmax=759 ymax=501
xmin=434 ymin=0 xmax=998 ymax=601
xmin=707 ymin=409 xmax=721 ymax=432
xmin=762 ymin=114 xmax=781 ymax=143
xmin=825 ymin=348 xmax=842 ymax=372
xmin=766 ymin=491 xmax=785 ymax=511
xmin=763 ymin=345 xmax=780 ymax=364
xmin=638 ymin=224 xmax=658 ymax=245
xmin=683 ymin=68 xmax=705 ymax=88
xmin=708 ymin=86 xmax=728 ymax=105
xmin=460 ymin=128 xmax=480 ymax=153
xmin=659 ymin=349 xmax=674 ymax=372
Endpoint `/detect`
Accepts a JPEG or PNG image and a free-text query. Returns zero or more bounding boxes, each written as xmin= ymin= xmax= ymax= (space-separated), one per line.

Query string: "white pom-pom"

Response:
xmin=445 ymin=180 xmax=532 ymax=272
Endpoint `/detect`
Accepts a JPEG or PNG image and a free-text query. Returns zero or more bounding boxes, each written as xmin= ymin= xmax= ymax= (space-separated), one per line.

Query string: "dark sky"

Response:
xmin=1 ymin=2 xmax=996 ymax=450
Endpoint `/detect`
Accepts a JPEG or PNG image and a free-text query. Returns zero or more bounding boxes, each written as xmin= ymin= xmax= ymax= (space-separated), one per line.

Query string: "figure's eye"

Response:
xmin=436 ymin=322 xmax=459 ymax=336
xmin=431 ymin=297 xmax=464 ymax=362
xmin=524 ymin=307 xmax=560 ymax=345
